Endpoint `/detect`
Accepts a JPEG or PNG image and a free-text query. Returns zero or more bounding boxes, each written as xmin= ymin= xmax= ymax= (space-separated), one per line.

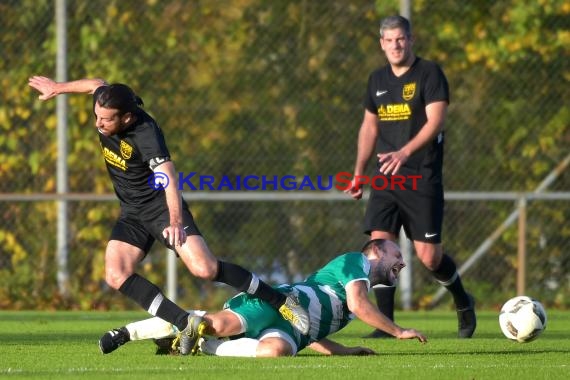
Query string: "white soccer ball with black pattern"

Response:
xmin=499 ymin=296 xmax=547 ymax=343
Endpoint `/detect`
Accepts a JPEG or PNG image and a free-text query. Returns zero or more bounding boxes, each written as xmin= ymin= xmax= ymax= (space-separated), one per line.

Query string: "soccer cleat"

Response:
xmin=457 ymin=293 xmax=477 ymax=338
xmin=99 ymin=327 xmax=130 ymax=354
xmin=278 ymin=294 xmax=310 ymax=335
xmin=178 ymin=316 xmax=207 ymax=355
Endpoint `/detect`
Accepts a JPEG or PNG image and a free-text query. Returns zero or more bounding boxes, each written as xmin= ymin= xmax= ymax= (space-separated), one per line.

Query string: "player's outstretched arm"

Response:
xmin=28 ymin=76 xmax=106 ymax=100
xmin=346 ymin=280 xmax=427 ymax=343
xmin=308 ymin=338 xmax=375 ymax=356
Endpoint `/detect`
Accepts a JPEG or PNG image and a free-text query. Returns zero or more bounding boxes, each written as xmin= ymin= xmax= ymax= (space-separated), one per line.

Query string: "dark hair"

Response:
xmin=361 ymin=238 xmax=388 ymax=254
xmin=379 ymin=15 xmax=411 ymax=38
xmin=95 ymin=83 xmax=144 ymax=115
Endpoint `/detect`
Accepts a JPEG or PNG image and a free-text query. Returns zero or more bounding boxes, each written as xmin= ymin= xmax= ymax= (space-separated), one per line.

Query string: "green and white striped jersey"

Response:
xmin=278 ymin=252 xmax=371 ymax=348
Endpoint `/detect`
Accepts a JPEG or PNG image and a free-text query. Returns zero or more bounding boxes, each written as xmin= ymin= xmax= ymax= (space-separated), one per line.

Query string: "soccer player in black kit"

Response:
xmin=345 ymin=16 xmax=476 ymax=338
xmin=28 ymin=76 xmax=309 ymax=354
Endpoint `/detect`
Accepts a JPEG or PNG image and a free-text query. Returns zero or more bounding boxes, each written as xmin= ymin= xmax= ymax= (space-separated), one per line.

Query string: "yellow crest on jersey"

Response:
xmin=120 ymin=140 xmax=133 ymax=159
xmin=402 ymin=82 xmax=416 ymax=101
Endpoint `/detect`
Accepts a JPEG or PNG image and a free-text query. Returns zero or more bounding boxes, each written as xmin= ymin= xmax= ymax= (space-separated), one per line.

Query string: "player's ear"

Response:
xmin=122 ymin=112 xmax=133 ymax=124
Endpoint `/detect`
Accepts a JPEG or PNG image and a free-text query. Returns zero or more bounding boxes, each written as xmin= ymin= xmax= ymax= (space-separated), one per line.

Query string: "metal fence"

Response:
xmin=1 ymin=0 xmax=568 ymax=311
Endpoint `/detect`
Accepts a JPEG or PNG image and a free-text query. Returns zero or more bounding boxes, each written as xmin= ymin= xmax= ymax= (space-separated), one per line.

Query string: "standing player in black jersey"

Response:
xmin=28 ymin=76 xmax=309 ymax=354
xmin=345 ymin=16 xmax=476 ymax=338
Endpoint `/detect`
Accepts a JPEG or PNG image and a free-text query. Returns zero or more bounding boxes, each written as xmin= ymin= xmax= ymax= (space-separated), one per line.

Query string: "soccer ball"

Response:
xmin=499 ymin=296 xmax=547 ymax=343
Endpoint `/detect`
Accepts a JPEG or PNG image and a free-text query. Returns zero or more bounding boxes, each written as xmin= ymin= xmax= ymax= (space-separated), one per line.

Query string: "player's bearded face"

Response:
xmin=380 ymin=28 xmax=413 ymax=67
xmin=370 ymin=249 xmax=405 ymax=286
xmin=94 ymin=103 xmax=129 ymax=136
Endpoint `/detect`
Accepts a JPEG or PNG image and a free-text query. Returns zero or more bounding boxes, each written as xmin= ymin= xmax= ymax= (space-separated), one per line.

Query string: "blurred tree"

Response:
xmin=1 ymin=0 xmax=568 ymax=309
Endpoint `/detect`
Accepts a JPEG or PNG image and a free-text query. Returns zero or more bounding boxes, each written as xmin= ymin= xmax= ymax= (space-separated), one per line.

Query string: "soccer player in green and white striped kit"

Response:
xmin=99 ymin=239 xmax=427 ymax=357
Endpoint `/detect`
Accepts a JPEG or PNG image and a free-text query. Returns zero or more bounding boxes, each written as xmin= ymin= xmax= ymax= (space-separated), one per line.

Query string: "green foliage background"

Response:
xmin=0 ymin=0 xmax=568 ymax=310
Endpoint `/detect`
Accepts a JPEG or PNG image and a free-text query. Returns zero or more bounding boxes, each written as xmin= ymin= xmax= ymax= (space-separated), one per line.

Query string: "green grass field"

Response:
xmin=1 ymin=310 xmax=569 ymax=379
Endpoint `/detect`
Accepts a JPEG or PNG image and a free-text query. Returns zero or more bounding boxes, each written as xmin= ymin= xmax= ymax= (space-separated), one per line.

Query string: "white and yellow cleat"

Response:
xmin=279 ymin=294 xmax=310 ymax=335
xmin=178 ymin=316 xmax=207 ymax=355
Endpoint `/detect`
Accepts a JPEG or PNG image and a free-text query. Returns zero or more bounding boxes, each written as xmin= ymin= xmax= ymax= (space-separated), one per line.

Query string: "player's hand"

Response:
xmin=377 ymin=150 xmax=409 ymax=175
xmin=344 ymin=178 xmax=364 ymax=200
xmin=28 ymin=76 xmax=58 ymax=100
xmin=162 ymin=223 xmax=187 ymax=247
xmin=343 ymin=346 xmax=376 ymax=356
xmin=396 ymin=328 xmax=427 ymax=343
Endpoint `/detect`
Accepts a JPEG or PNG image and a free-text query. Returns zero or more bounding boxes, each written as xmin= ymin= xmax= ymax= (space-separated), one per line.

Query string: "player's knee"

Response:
xmin=206 ymin=317 xmax=228 ymax=336
xmin=418 ymin=253 xmax=441 ymax=271
xmin=204 ymin=312 xmax=241 ymax=336
xmin=416 ymin=246 xmax=442 ymax=271
xmin=187 ymin=261 xmax=218 ymax=280
xmin=177 ymin=241 xmax=218 ymax=280
xmin=105 ymin=276 xmax=122 ymax=290
xmin=256 ymin=340 xmax=293 ymax=357
xmin=105 ymin=269 xmax=130 ymax=290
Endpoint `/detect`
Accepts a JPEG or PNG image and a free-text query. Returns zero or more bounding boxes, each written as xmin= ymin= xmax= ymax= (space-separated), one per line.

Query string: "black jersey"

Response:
xmin=94 ymin=98 xmax=171 ymax=208
xmin=364 ymin=57 xmax=449 ymax=182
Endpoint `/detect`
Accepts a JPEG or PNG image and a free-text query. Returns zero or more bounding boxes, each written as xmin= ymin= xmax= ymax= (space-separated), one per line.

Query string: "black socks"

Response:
xmin=117 ymin=261 xmax=288 ymax=333
xmin=432 ymin=254 xmax=470 ymax=309
xmin=373 ymin=286 xmax=396 ymax=320
xmin=118 ymin=273 xmax=189 ymax=331
xmin=214 ymin=260 xmax=286 ymax=309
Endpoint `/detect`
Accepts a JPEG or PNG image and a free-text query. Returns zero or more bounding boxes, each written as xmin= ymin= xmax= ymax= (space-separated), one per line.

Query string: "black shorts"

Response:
xmin=109 ymin=199 xmax=201 ymax=254
xmin=363 ymin=185 xmax=444 ymax=243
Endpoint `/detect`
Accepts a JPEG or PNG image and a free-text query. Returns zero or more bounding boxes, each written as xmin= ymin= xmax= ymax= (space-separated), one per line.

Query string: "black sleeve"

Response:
xmin=134 ymin=118 xmax=171 ymax=164
xmin=423 ymin=63 xmax=450 ymax=105
xmin=363 ymin=72 xmax=377 ymax=113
